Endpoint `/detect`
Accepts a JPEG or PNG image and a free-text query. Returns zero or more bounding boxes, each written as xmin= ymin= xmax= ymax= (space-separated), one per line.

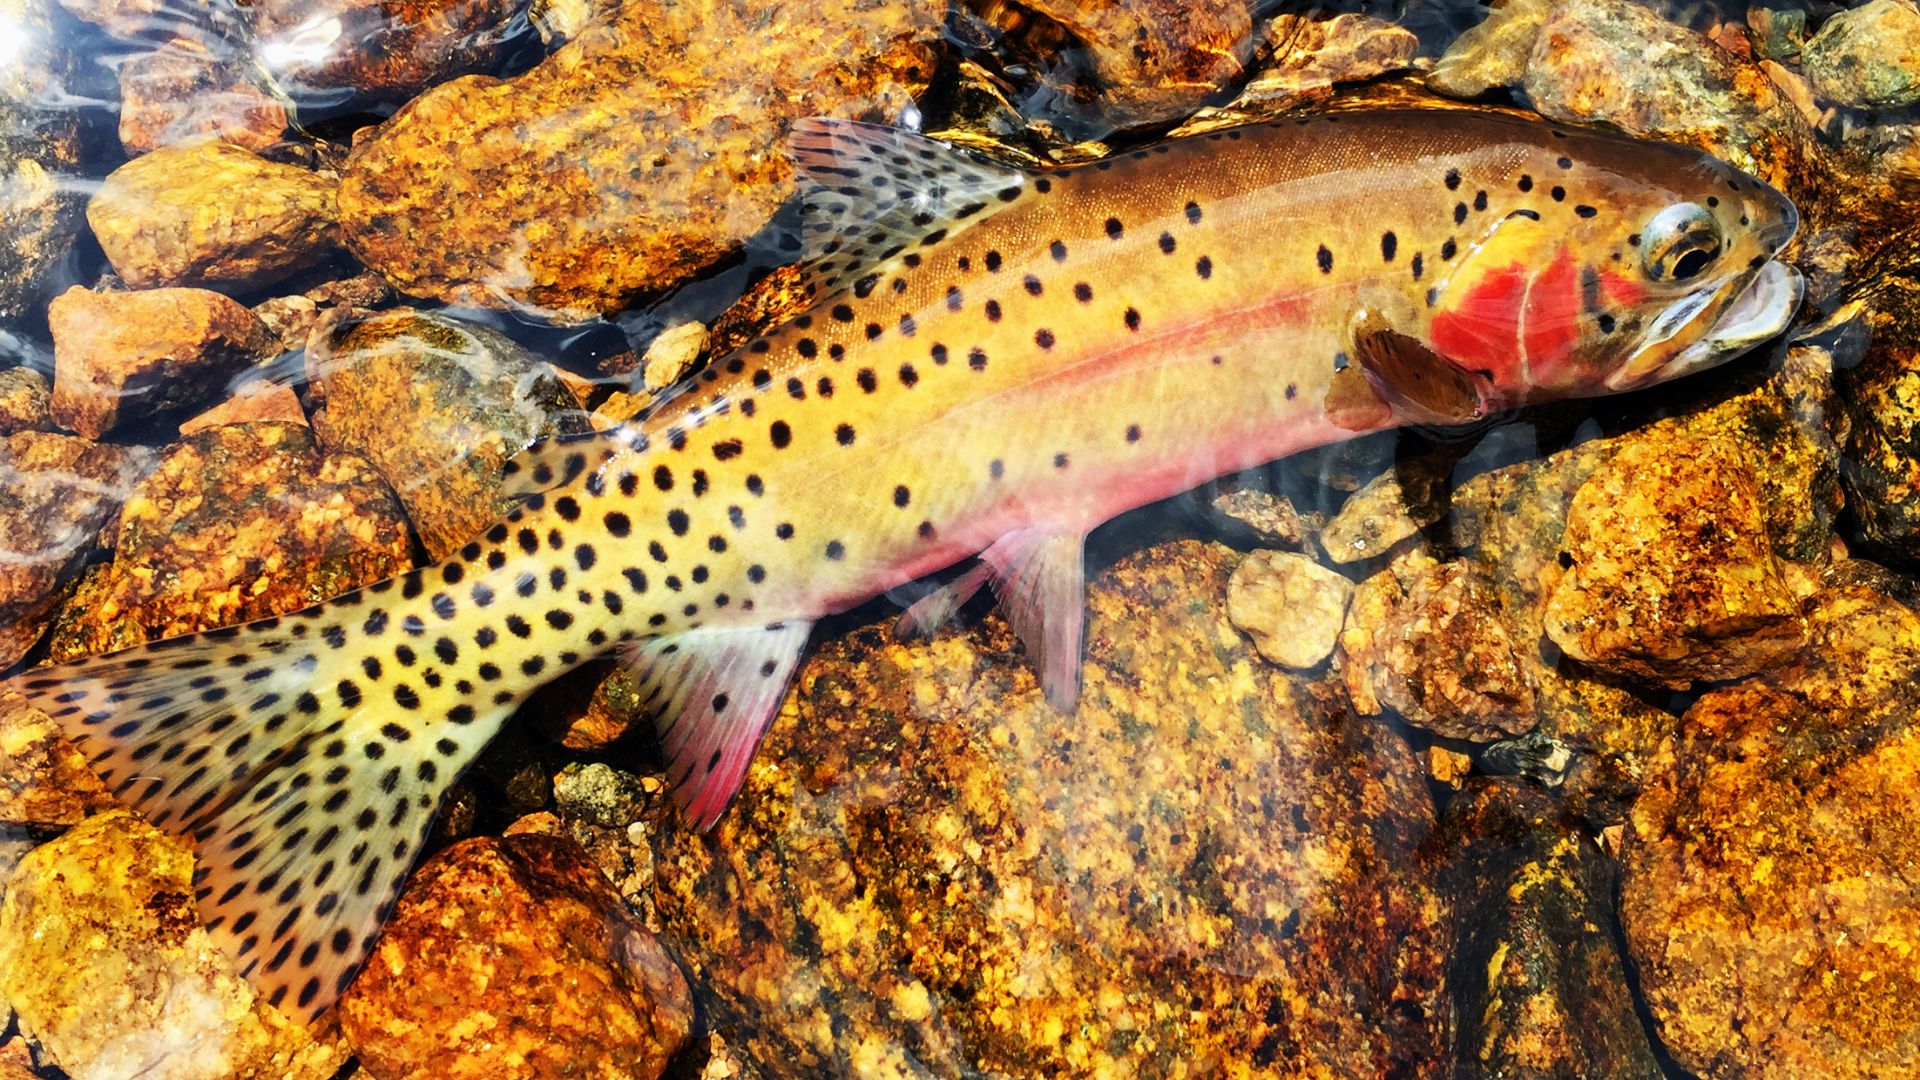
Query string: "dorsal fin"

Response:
xmin=786 ymin=118 xmax=1031 ymax=296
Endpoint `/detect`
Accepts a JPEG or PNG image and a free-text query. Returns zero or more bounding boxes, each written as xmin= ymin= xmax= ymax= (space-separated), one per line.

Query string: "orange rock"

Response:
xmin=338 ymin=0 xmax=942 ymax=320
xmin=0 ymin=689 xmax=116 ymax=827
xmin=0 ymin=368 xmax=50 ymax=434
xmin=88 ymin=142 xmax=340 ymax=290
xmin=48 ymin=285 xmax=278 ymax=438
xmin=250 ymin=0 xmax=523 ymax=104
xmin=118 ymin=36 xmax=288 ymax=154
xmin=178 ymin=381 xmax=307 ymax=435
xmin=339 ymin=833 xmax=692 ymax=1080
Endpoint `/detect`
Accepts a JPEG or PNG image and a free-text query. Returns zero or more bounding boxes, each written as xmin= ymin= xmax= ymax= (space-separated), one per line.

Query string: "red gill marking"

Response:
xmin=1429 ymin=260 xmax=1526 ymax=380
xmin=1520 ymin=248 xmax=1583 ymax=385
xmin=1599 ymin=269 xmax=1646 ymax=310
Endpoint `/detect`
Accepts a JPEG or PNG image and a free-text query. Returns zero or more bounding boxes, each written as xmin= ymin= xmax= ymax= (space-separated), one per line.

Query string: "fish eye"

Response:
xmin=1642 ymin=202 xmax=1723 ymax=283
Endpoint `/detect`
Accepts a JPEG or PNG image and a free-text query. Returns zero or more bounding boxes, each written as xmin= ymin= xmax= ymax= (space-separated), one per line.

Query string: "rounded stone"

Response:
xmin=1801 ymin=0 xmax=1920 ymax=110
xmin=1225 ymin=548 xmax=1353 ymax=669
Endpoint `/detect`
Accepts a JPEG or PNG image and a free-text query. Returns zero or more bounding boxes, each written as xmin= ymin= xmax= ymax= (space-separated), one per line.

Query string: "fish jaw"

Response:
xmin=1607 ymin=258 xmax=1804 ymax=391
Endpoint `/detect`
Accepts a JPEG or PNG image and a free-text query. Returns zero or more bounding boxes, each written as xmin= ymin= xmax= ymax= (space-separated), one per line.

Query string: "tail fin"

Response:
xmin=9 ymin=592 xmax=486 ymax=1021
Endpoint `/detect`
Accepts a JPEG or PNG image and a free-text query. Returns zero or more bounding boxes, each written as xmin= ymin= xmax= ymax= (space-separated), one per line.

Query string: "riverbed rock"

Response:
xmin=1428 ymin=0 xmax=1807 ymax=187
xmin=655 ymin=540 xmax=1451 ymax=1077
xmin=1225 ymin=549 xmax=1351 ymax=669
xmin=1012 ymin=0 xmax=1252 ymax=131
xmin=44 ymin=422 xmax=411 ymax=660
xmin=1436 ymin=778 xmax=1662 ymax=1079
xmin=47 ymin=285 xmax=279 ymax=438
xmin=178 ymin=381 xmax=306 ymax=435
xmin=338 ymin=0 xmax=941 ymax=320
xmin=0 ymin=811 xmax=350 ymax=1079
xmin=0 ymin=368 xmax=50 ymax=434
xmin=88 ymin=141 xmax=341 ymax=290
xmin=0 ymin=432 xmax=148 ymax=668
xmin=1801 ymin=0 xmax=1920 ymax=111
xmin=118 ymin=35 xmax=289 ymax=154
xmin=1542 ymin=434 xmax=1807 ymax=689
xmin=1622 ymin=586 xmax=1920 ymax=1078
xmin=0 ymin=0 xmax=86 ymax=322
xmin=249 ymin=0 xmax=523 ymax=106
xmin=1842 ymin=287 xmax=1920 ymax=560
xmin=309 ymin=310 xmax=588 ymax=560
xmin=1344 ymin=558 xmax=1537 ymax=742
xmin=0 ymin=689 xmax=115 ymax=827
xmin=1173 ymin=11 xmax=1424 ymax=134
xmin=338 ymin=833 xmax=692 ymax=1080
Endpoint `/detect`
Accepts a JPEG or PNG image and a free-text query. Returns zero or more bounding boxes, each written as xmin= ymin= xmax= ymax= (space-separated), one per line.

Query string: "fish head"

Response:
xmin=1421 ymin=135 xmax=1802 ymax=406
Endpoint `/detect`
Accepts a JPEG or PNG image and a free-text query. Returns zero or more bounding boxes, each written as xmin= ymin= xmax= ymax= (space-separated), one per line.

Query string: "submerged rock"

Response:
xmin=655 ymin=540 xmax=1451 ymax=1077
xmin=1543 ymin=434 xmax=1806 ymax=689
xmin=178 ymin=381 xmax=307 ymax=435
xmin=1800 ymin=0 xmax=1920 ymax=111
xmin=47 ymin=286 xmax=279 ymax=438
xmin=0 ymin=432 xmax=148 ymax=668
xmin=249 ymin=0 xmax=524 ymax=105
xmin=1344 ymin=558 xmax=1537 ymax=742
xmin=88 ymin=142 xmax=341 ymax=291
xmin=0 ymin=0 xmax=86 ymax=322
xmin=309 ymin=310 xmax=588 ymax=560
xmin=45 ymin=422 xmax=411 ymax=660
xmin=1428 ymin=0 xmax=1808 ymax=186
xmin=1225 ymin=548 xmax=1351 ymax=669
xmin=0 ymin=689 xmax=115 ymax=827
xmin=118 ymin=35 xmax=289 ymax=154
xmin=1173 ymin=11 xmax=1424 ymax=134
xmin=1842 ymin=288 xmax=1920 ymax=560
xmin=0 ymin=811 xmax=350 ymax=1079
xmin=0 ymin=367 xmax=51 ymax=435
xmin=1011 ymin=0 xmax=1252 ymax=130
xmin=1622 ymin=586 xmax=1920 ymax=1078
xmin=338 ymin=0 xmax=941 ymax=320
xmin=1436 ymin=778 xmax=1662 ymax=1079
xmin=338 ymin=833 xmax=692 ymax=1080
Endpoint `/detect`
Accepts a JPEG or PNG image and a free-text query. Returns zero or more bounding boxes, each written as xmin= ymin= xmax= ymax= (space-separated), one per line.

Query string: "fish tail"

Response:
xmin=8 ymin=570 xmax=506 ymax=1021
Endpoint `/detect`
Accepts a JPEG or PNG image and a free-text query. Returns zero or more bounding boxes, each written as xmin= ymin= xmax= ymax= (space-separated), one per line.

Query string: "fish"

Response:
xmin=7 ymin=108 xmax=1803 ymax=1019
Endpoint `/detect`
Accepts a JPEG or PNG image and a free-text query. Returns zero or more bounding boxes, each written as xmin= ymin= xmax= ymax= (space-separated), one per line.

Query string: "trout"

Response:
xmin=9 ymin=109 xmax=1802 ymax=1018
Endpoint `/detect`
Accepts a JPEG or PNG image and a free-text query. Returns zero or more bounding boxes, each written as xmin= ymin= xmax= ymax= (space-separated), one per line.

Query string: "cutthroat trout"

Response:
xmin=9 ymin=109 xmax=1802 ymax=1018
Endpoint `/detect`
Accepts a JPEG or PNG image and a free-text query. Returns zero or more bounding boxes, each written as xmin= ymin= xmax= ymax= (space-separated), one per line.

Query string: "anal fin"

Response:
xmin=622 ymin=621 xmax=813 ymax=829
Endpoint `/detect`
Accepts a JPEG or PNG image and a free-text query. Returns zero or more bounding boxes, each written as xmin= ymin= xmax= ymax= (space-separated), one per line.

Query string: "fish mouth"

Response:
xmin=1607 ymin=258 xmax=1805 ymax=390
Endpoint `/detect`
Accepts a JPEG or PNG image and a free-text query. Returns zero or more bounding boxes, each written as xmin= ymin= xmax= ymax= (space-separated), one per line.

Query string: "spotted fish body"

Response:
xmin=10 ymin=109 xmax=1801 ymax=1019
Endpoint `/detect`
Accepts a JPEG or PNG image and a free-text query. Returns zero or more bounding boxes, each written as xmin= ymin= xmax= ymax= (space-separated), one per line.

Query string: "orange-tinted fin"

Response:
xmin=896 ymin=527 xmax=1087 ymax=712
xmin=787 ymin=117 xmax=1030 ymax=297
xmin=8 ymin=599 xmax=501 ymax=1022
xmin=1350 ymin=317 xmax=1497 ymax=427
xmin=620 ymin=620 xmax=814 ymax=830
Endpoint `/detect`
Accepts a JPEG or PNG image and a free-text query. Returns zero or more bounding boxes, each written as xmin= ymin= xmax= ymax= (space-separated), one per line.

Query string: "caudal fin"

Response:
xmin=9 ymin=593 xmax=484 ymax=1021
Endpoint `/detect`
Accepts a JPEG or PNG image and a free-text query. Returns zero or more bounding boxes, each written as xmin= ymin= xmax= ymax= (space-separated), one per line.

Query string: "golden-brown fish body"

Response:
xmin=9 ymin=109 xmax=1802 ymax=1020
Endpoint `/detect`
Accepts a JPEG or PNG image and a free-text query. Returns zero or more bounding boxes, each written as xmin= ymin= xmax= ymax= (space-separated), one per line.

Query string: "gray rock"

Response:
xmin=1802 ymin=0 xmax=1920 ymax=110
xmin=0 ymin=0 xmax=85 ymax=322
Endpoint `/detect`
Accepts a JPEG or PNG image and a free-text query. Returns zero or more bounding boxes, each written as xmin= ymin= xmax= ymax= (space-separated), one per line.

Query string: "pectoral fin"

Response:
xmin=1348 ymin=307 xmax=1498 ymax=427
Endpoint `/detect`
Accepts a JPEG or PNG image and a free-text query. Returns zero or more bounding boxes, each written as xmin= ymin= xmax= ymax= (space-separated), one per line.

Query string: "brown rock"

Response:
xmin=1010 ymin=0 xmax=1252 ymax=130
xmin=250 ymin=0 xmax=523 ymax=104
xmin=48 ymin=285 xmax=279 ymax=438
xmin=44 ymin=422 xmax=411 ymax=661
xmin=0 ymin=811 xmax=350 ymax=1078
xmin=309 ymin=310 xmax=588 ymax=560
xmin=0 ymin=432 xmax=148 ymax=668
xmin=1622 ymin=586 xmax=1920 ymax=1078
xmin=655 ymin=540 xmax=1452 ymax=1077
xmin=118 ymin=36 xmax=289 ymax=155
xmin=1173 ymin=11 xmax=1425 ymax=133
xmin=1436 ymin=778 xmax=1662 ymax=1079
xmin=252 ymin=271 xmax=395 ymax=354
xmin=1842 ymin=285 xmax=1920 ymax=560
xmin=0 ymin=0 xmax=86 ymax=322
xmin=88 ymin=141 xmax=341 ymax=291
xmin=1225 ymin=548 xmax=1351 ymax=669
xmin=178 ymin=381 xmax=306 ymax=435
xmin=0 ymin=367 xmax=50 ymax=434
xmin=1204 ymin=469 xmax=1307 ymax=547
xmin=338 ymin=833 xmax=692 ymax=1080
xmin=539 ymin=664 xmax=649 ymax=751
xmin=1345 ymin=559 xmax=1537 ymax=742
xmin=54 ymin=0 xmax=216 ymax=37
xmin=1543 ymin=435 xmax=1806 ymax=689
xmin=337 ymin=0 xmax=942 ymax=319
xmin=0 ymin=689 xmax=115 ymax=826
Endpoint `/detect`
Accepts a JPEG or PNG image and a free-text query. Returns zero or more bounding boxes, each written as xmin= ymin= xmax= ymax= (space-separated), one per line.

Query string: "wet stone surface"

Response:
xmin=0 ymin=0 xmax=85 ymax=323
xmin=1435 ymin=777 xmax=1662 ymax=1079
xmin=0 ymin=811 xmax=351 ymax=1079
xmin=47 ymin=285 xmax=279 ymax=439
xmin=0 ymin=368 xmax=51 ymax=435
xmin=44 ymin=422 xmax=411 ymax=661
xmin=0 ymin=688 xmax=115 ymax=827
xmin=310 ymin=309 xmax=589 ymax=560
xmin=248 ymin=0 xmax=524 ymax=106
xmin=0 ymin=431 xmax=149 ymax=668
xmin=117 ymin=35 xmax=289 ymax=155
xmin=1623 ymin=586 xmax=1920 ymax=1078
xmin=339 ymin=832 xmax=693 ymax=1080
xmin=338 ymin=0 xmax=943 ymax=320
xmin=655 ymin=540 xmax=1451 ymax=1078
